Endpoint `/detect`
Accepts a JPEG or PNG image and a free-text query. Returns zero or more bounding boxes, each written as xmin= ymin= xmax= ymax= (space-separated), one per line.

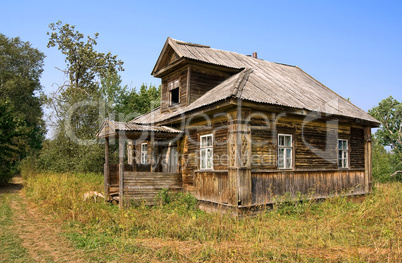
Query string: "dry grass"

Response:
xmin=24 ymin=172 xmax=401 ymax=262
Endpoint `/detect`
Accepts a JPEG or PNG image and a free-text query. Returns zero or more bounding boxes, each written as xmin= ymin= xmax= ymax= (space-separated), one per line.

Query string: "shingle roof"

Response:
xmin=97 ymin=119 xmax=182 ymax=138
xmin=135 ymin=38 xmax=380 ymax=125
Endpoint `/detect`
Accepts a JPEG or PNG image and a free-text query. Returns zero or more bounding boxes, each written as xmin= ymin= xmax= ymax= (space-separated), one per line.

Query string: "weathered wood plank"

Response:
xmin=120 ymin=172 xmax=182 ymax=205
xmin=194 ymin=171 xmax=230 ymax=204
xmin=251 ymin=169 xmax=366 ymax=205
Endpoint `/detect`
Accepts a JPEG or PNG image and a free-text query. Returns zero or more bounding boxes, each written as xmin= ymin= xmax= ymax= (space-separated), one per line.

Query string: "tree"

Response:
xmin=26 ymin=22 xmax=163 ymax=174
xmin=99 ymin=71 xmax=129 ymax=119
xmin=369 ymin=96 xmax=402 ymax=182
xmin=0 ymin=34 xmax=45 ymax=184
xmin=120 ymin=84 xmax=161 ymax=117
xmin=46 ymin=21 xmax=124 ymax=139
xmin=368 ymin=96 xmax=401 ymax=153
xmin=35 ymin=21 xmax=125 ymax=173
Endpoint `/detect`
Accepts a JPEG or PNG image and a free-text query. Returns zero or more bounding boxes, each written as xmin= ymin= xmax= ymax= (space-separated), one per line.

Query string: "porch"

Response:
xmin=107 ymin=164 xmax=182 ymax=205
xmin=97 ymin=120 xmax=183 ymax=207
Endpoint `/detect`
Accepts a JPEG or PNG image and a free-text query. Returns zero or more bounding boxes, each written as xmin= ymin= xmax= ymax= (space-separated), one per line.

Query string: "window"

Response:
xmin=168 ymin=79 xmax=180 ymax=105
xmin=141 ymin=143 xmax=147 ymax=164
xmin=338 ymin=139 xmax=348 ymax=168
xmin=278 ymin=134 xmax=292 ymax=169
xmin=170 ymin=88 xmax=179 ymax=104
xmin=200 ymin=134 xmax=213 ymax=170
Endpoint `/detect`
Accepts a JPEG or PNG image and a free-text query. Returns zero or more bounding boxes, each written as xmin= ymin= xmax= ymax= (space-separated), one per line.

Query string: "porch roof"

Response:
xmin=96 ymin=119 xmax=182 ymax=139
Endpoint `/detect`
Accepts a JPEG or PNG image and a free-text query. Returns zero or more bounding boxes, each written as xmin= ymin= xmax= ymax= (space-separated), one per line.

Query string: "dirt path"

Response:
xmin=0 ymin=176 xmax=23 ymax=195
xmin=1 ymin=176 xmax=88 ymax=263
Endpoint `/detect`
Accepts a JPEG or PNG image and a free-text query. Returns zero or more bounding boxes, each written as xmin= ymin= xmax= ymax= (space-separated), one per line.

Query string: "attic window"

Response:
xmin=168 ymin=79 xmax=180 ymax=105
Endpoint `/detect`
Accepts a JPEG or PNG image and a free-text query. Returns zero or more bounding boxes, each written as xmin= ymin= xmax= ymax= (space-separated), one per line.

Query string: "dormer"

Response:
xmin=152 ymin=37 xmax=241 ymax=114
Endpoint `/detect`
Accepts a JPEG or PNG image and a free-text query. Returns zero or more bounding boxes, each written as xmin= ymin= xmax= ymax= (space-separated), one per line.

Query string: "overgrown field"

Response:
xmin=23 ymin=172 xmax=401 ymax=262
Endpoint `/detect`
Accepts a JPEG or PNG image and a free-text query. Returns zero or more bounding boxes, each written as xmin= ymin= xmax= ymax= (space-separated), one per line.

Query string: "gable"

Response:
xmin=151 ymin=38 xmax=184 ymax=76
xmin=160 ymin=47 xmax=180 ymax=71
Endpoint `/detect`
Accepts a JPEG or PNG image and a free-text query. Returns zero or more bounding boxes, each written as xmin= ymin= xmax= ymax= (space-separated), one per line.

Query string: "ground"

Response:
xmin=0 ymin=176 xmax=88 ymax=263
xmin=1 ymin=175 xmax=400 ymax=262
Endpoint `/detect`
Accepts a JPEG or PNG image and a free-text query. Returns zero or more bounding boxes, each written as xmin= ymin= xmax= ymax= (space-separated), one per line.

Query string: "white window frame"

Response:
xmin=338 ymin=139 xmax=348 ymax=168
xmin=141 ymin=143 xmax=148 ymax=164
xmin=200 ymin=134 xmax=213 ymax=170
xmin=278 ymin=134 xmax=293 ymax=169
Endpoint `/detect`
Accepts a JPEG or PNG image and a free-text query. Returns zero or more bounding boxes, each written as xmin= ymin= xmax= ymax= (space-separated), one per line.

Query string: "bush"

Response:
xmin=0 ymin=161 xmax=15 ymax=185
xmin=372 ymin=139 xmax=402 ymax=182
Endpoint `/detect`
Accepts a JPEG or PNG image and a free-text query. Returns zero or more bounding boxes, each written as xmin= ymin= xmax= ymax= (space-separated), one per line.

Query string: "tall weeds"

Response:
xmin=24 ymin=172 xmax=401 ymax=262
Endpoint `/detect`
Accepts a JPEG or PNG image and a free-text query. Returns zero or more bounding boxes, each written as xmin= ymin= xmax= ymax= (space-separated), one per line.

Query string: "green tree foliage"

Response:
xmin=0 ymin=34 xmax=45 ymax=184
xmin=99 ymin=72 xmax=128 ymax=119
xmin=99 ymin=72 xmax=161 ymax=120
xmin=119 ymin=84 xmax=161 ymax=118
xmin=46 ymin=21 xmax=124 ymax=139
xmin=372 ymin=138 xmax=393 ymax=182
xmin=32 ymin=21 xmax=125 ymax=173
xmin=24 ymin=22 xmax=161 ymax=174
xmin=0 ymin=102 xmax=18 ymax=183
xmin=369 ymin=96 xmax=402 ymax=182
xmin=368 ymin=96 xmax=401 ymax=153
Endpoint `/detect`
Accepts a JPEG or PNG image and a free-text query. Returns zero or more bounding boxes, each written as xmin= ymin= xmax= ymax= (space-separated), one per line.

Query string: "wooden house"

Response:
xmin=97 ymin=38 xmax=380 ymax=214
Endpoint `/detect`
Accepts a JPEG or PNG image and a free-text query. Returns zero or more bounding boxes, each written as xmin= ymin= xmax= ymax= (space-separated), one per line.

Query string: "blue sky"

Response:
xmin=1 ymin=0 xmax=401 ymax=113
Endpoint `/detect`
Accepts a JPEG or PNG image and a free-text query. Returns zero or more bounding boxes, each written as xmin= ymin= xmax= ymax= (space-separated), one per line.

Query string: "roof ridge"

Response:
xmin=170 ymin=38 xmax=210 ymax=48
xmin=231 ymin=68 xmax=253 ymax=98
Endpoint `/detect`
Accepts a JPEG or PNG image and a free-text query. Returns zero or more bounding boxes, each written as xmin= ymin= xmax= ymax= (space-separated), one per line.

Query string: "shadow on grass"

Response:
xmin=0 ymin=175 xmax=23 ymax=195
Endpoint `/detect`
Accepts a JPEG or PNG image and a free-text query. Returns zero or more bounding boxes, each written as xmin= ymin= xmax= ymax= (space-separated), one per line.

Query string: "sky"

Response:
xmin=1 ymin=0 xmax=401 ymax=115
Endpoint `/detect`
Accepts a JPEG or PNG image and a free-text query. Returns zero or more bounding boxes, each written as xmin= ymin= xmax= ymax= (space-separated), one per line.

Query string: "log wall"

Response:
xmin=181 ymin=115 xmax=229 ymax=193
xmin=161 ymin=66 xmax=188 ymax=113
xmin=188 ymin=110 xmax=369 ymax=209
xmin=350 ymin=127 xmax=365 ymax=168
xmin=189 ymin=65 xmax=231 ymax=103
xmin=250 ymin=113 xmax=366 ymax=170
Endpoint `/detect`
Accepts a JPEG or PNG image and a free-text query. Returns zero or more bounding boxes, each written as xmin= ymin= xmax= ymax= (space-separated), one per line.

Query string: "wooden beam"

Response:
xmin=186 ymin=64 xmax=191 ymax=106
xmin=150 ymin=134 xmax=156 ymax=173
xmin=227 ymin=106 xmax=252 ymax=207
xmin=127 ymin=140 xmax=134 ymax=165
xmin=133 ymin=140 xmax=137 ymax=172
xmin=104 ymin=137 xmax=110 ymax=201
xmin=119 ymin=133 xmax=125 ymax=209
xmin=364 ymin=127 xmax=372 ymax=193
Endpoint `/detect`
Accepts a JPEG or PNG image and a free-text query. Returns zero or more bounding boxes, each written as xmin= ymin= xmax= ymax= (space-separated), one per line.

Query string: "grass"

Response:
xmin=23 ymin=172 xmax=401 ymax=262
xmin=0 ymin=193 xmax=34 ymax=263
